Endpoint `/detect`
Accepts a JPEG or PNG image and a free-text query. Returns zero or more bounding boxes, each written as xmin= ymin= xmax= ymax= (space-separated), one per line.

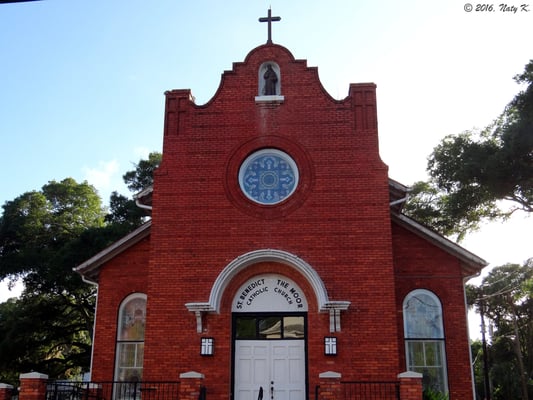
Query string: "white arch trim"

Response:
xmin=185 ymin=249 xmax=350 ymax=333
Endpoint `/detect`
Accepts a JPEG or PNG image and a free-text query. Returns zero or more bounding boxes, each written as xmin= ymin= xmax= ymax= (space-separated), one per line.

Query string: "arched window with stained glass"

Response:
xmin=115 ymin=293 xmax=147 ymax=383
xmin=403 ymin=289 xmax=448 ymax=395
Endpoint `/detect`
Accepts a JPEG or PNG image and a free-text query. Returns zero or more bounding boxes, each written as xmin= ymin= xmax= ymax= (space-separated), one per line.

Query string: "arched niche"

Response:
xmin=258 ymin=61 xmax=281 ymax=96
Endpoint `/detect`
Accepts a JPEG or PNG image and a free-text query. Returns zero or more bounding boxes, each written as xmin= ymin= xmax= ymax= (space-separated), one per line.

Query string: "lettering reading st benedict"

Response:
xmin=234 ymin=276 xmax=307 ymax=311
xmin=236 ymin=278 xmax=268 ymax=309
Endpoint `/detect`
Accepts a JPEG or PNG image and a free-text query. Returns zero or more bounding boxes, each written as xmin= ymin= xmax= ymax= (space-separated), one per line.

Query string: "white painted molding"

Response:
xmin=0 ymin=384 xmax=14 ymax=389
xmin=185 ymin=249 xmax=350 ymax=331
xmin=255 ymin=95 xmax=285 ymax=103
xmin=323 ymin=301 xmax=351 ymax=332
xmin=210 ymin=249 xmax=330 ymax=312
xmin=184 ymin=303 xmax=213 ymax=333
xmin=179 ymin=371 xmax=205 ymax=379
xmin=397 ymin=371 xmax=423 ymax=379
xmin=319 ymin=371 xmax=342 ymax=379
xmin=19 ymin=372 xmax=49 ymax=380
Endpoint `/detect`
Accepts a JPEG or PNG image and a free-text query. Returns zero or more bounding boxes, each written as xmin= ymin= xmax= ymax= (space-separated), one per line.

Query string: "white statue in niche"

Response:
xmin=258 ymin=62 xmax=281 ymax=96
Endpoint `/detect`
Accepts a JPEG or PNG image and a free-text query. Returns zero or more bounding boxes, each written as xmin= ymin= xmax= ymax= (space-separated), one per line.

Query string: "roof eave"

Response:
xmin=391 ymin=213 xmax=488 ymax=275
xmin=73 ymin=221 xmax=152 ymax=283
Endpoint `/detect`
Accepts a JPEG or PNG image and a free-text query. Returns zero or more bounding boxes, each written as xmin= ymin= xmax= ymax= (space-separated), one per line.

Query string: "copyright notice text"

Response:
xmin=464 ymin=3 xmax=530 ymax=12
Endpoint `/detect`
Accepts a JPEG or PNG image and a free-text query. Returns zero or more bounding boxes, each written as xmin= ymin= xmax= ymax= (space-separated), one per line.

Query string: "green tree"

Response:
xmin=468 ymin=260 xmax=533 ymax=400
xmin=0 ymin=178 xmax=105 ymax=286
xmin=405 ymin=60 xmax=533 ymax=239
xmin=0 ymin=179 xmax=107 ymax=381
xmin=106 ymin=152 xmax=160 ymax=227
xmin=0 ymin=154 xmax=159 ymax=383
xmin=122 ymin=152 xmax=161 ymax=192
xmin=0 ymin=292 xmax=93 ymax=384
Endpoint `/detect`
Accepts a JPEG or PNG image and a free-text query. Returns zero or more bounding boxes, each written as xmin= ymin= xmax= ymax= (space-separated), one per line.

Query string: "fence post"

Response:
xmin=179 ymin=371 xmax=204 ymax=400
xmin=84 ymin=383 xmax=102 ymax=400
xmin=0 ymin=384 xmax=14 ymax=400
xmin=318 ymin=371 xmax=342 ymax=400
xmin=18 ymin=373 xmax=48 ymax=400
xmin=397 ymin=371 xmax=423 ymax=400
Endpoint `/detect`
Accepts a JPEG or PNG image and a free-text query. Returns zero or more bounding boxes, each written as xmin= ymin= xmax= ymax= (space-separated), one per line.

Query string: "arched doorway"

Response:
xmin=231 ymin=274 xmax=308 ymax=400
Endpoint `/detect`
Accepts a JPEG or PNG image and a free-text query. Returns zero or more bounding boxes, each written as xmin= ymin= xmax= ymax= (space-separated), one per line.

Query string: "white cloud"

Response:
xmin=82 ymin=160 xmax=122 ymax=202
xmin=83 ymin=160 xmax=120 ymax=190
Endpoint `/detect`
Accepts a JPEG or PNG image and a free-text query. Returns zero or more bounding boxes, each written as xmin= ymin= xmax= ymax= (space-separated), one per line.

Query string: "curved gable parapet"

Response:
xmin=162 ymin=44 xmax=377 ymax=137
xmin=243 ymin=43 xmax=297 ymax=63
xmin=197 ymin=43 xmax=352 ymax=107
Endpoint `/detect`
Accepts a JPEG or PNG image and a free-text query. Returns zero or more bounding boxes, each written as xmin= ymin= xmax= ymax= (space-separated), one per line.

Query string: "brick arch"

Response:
xmin=185 ymin=249 xmax=350 ymax=333
xmin=211 ymin=249 xmax=329 ymax=313
xmin=185 ymin=249 xmax=328 ymax=314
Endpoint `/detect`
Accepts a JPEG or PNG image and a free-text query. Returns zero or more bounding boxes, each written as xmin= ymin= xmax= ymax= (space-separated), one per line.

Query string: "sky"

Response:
xmin=0 ymin=0 xmax=532 ymax=336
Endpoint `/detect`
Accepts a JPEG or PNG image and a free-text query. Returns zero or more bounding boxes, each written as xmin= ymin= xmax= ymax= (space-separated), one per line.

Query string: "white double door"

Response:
xmin=234 ymin=340 xmax=306 ymax=400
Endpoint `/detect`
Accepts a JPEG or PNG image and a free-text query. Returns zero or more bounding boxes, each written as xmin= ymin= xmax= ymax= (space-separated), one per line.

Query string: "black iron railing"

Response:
xmin=9 ymin=386 xmax=19 ymax=400
xmin=46 ymin=381 xmax=181 ymax=400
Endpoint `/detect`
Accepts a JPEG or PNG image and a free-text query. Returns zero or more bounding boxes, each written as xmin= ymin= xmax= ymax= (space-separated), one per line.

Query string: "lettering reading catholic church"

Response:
xmin=235 ymin=276 xmax=305 ymax=310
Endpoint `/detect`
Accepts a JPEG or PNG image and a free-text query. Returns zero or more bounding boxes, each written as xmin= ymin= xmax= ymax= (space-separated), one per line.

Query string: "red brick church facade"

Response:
xmin=76 ymin=42 xmax=486 ymax=400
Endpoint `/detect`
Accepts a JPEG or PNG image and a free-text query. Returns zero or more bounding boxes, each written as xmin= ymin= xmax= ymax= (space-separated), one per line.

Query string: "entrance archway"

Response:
xmin=184 ymin=249 xmax=350 ymax=400
xmin=232 ymin=274 xmax=308 ymax=400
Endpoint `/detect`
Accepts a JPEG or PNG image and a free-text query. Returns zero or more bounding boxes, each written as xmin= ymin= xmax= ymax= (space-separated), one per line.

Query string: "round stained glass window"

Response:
xmin=238 ymin=149 xmax=299 ymax=205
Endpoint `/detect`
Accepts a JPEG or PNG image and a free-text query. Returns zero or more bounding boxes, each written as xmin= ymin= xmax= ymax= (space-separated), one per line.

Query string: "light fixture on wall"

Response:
xmin=324 ymin=336 xmax=337 ymax=356
xmin=200 ymin=337 xmax=214 ymax=356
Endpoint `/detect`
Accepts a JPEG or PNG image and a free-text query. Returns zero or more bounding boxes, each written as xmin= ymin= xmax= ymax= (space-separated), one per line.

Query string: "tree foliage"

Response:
xmin=0 ymin=292 xmax=93 ymax=384
xmin=122 ymin=152 xmax=161 ymax=192
xmin=405 ymin=60 xmax=533 ymax=239
xmin=468 ymin=260 xmax=533 ymax=400
xmin=0 ymin=179 xmax=105 ymax=281
xmin=0 ymin=154 xmax=159 ymax=384
xmin=0 ymin=179 xmax=105 ymax=382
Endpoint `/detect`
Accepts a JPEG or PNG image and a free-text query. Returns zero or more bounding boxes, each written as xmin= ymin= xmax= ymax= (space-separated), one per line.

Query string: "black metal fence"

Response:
xmin=341 ymin=381 xmax=400 ymax=400
xmin=45 ymin=381 xmax=181 ymax=400
xmin=9 ymin=386 xmax=19 ymax=400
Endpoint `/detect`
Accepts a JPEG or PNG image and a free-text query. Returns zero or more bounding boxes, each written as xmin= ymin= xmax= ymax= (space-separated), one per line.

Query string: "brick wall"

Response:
xmin=392 ymin=222 xmax=475 ymax=399
xmin=90 ymin=236 xmax=150 ymax=381
xmin=141 ymin=43 xmax=398 ymax=397
xmin=86 ymin=43 xmax=475 ymax=400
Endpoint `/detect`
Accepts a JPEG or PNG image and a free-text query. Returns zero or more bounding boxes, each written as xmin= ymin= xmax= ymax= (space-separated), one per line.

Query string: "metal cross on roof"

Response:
xmin=258 ymin=8 xmax=281 ymax=44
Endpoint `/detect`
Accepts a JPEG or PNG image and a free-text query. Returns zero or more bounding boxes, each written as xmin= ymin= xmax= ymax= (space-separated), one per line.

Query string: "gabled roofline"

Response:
xmin=73 ymin=221 xmax=151 ymax=283
xmin=391 ymin=213 xmax=488 ymax=274
xmin=388 ymin=178 xmax=409 ymax=194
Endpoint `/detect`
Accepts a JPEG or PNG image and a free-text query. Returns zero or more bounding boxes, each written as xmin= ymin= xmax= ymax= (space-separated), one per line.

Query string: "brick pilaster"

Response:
xmin=318 ymin=371 xmax=342 ymax=400
xmin=179 ymin=371 xmax=204 ymax=400
xmin=0 ymin=384 xmax=14 ymax=400
xmin=398 ymin=371 xmax=423 ymax=400
xmin=18 ymin=372 xmax=48 ymax=400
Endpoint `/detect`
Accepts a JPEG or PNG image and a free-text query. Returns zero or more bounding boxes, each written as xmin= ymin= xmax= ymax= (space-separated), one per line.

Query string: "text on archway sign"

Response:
xmin=233 ymin=275 xmax=308 ymax=312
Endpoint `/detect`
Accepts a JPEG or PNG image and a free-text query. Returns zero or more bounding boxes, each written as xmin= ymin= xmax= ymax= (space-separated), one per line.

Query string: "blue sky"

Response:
xmin=1 ymin=0 xmax=532 ymax=305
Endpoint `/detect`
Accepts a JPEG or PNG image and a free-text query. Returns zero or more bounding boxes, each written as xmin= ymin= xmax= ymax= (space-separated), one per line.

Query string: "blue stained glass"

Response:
xmin=239 ymin=150 xmax=298 ymax=205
